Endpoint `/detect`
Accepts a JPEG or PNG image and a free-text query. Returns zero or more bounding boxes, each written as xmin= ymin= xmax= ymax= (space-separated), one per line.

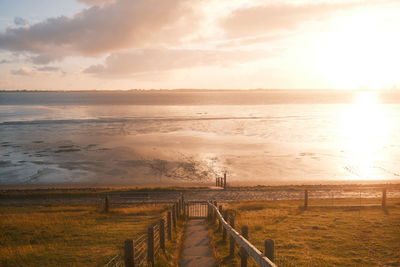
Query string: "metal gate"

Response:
xmin=185 ymin=201 xmax=208 ymax=219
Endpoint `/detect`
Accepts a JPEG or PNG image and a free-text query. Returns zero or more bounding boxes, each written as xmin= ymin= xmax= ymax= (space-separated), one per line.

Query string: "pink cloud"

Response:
xmin=84 ymin=49 xmax=266 ymax=77
xmin=0 ymin=0 xmax=199 ymax=63
xmin=220 ymin=1 xmax=385 ymax=38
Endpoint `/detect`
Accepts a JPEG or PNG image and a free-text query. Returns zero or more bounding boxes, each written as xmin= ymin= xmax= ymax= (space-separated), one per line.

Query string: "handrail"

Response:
xmin=208 ymin=202 xmax=277 ymax=267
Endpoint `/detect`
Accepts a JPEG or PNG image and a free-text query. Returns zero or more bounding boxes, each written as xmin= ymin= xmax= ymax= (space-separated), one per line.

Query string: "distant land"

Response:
xmin=1 ymin=88 xmax=400 ymax=106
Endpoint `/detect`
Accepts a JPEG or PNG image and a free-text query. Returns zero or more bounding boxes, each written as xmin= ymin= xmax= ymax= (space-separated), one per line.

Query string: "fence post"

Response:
xmin=147 ymin=225 xmax=154 ymax=266
xmin=167 ymin=211 xmax=172 ymax=240
xmin=124 ymin=239 xmax=135 ymax=267
xmin=181 ymin=194 xmax=184 ymax=218
xmin=176 ymin=199 xmax=182 ymax=220
xmin=104 ymin=195 xmax=109 ymax=213
xmin=240 ymin=226 xmax=248 ymax=267
xmin=217 ymin=205 xmax=223 ymax=232
xmin=382 ymin=188 xmax=387 ymax=209
xmin=183 ymin=202 xmax=187 ymax=220
xmin=160 ymin=218 xmax=165 ymax=252
xmin=172 ymin=205 xmax=177 ymax=229
xmin=304 ymin=190 xmax=308 ymax=208
xmin=229 ymin=215 xmax=235 ymax=257
xmin=264 ymin=239 xmax=275 ymax=263
xmin=177 ymin=200 xmax=180 ymax=220
xmin=222 ymin=210 xmax=228 ymax=242
xmin=176 ymin=202 xmax=180 ymax=221
xmin=213 ymin=202 xmax=217 ymax=224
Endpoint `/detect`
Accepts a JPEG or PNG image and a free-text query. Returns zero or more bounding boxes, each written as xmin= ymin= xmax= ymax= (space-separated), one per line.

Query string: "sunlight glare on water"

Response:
xmin=341 ymin=91 xmax=390 ymax=180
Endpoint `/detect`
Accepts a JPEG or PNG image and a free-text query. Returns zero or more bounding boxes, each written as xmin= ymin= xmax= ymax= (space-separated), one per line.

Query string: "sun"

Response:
xmin=314 ymin=7 xmax=400 ymax=90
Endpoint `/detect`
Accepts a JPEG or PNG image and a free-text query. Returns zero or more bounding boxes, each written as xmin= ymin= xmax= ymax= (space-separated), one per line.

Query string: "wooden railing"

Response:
xmin=208 ymin=201 xmax=277 ymax=267
xmin=105 ymin=195 xmax=185 ymax=267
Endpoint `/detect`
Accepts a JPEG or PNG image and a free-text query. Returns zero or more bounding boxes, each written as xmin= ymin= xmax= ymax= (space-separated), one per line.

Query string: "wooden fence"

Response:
xmin=104 ymin=195 xmax=185 ymax=267
xmin=208 ymin=201 xmax=277 ymax=267
xmin=303 ymin=188 xmax=389 ymax=209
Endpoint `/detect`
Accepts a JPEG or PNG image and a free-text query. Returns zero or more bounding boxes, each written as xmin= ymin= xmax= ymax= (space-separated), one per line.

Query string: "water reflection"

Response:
xmin=342 ymin=91 xmax=390 ymax=180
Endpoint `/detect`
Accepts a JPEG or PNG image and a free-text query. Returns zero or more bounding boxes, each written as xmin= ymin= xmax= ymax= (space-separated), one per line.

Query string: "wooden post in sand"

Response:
xmin=382 ymin=188 xmax=387 ymax=209
xmin=240 ymin=226 xmax=249 ymax=267
xmin=304 ymin=190 xmax=308 ymax=208
xmin=223 ymin=172 xmax=227 ymax=189
xmin=264 ymin=239 xmax=275 ymax=263
xmin=124 ymin=239 xmax=135 ymax=267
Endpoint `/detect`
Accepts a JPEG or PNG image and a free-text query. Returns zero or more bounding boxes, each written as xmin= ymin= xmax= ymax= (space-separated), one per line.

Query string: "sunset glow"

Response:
xmin=341 ymin=92 xmax=390 ymax=180
xmin=1 ymin=0 xmax=399 ymax=90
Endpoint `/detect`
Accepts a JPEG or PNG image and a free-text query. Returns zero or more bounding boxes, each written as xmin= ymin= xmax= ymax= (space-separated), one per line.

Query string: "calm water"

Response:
xmin=1 ymin=91 xmax=400 ymax=185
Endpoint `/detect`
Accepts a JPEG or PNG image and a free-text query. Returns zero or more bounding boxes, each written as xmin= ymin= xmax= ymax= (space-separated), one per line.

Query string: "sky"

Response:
xmin=0 ymin=0 xmax=399 ymax=91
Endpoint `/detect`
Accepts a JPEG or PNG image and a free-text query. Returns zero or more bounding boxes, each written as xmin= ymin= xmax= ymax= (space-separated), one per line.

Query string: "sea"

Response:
xmin=1 ymin=90 xmax=400 ymax=186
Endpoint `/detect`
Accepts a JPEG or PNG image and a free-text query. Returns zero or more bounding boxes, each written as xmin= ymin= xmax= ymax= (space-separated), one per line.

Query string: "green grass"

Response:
xmin=0 ymin=204 xmax=170 ymax=266
xmin=210 ymin=198 xmax=400 ymax=266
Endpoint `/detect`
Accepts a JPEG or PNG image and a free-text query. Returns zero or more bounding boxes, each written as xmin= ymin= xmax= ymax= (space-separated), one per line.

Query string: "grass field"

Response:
xmin=210 ymin=198 xmax=400 ymax=266
xmin=0 ymin=204 xmax=170 ymax=266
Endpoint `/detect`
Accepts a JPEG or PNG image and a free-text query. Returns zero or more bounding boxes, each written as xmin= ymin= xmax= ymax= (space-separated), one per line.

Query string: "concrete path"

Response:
xmin=180 ymin=219 xmax=217 ymax=267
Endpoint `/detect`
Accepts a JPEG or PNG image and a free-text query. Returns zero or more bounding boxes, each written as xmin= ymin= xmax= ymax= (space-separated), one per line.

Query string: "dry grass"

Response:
xmin=0 ymin=204 xmax=169 ymax=266
xmin=210 ymin=198 xmax=400 ymax=266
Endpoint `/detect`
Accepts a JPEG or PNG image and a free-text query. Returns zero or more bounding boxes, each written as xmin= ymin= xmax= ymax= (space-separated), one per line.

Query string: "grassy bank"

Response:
xmin=0 ymin=204 xmax=169 ymax=266
xmin=210 ymin=198 xmax=400 ymax=266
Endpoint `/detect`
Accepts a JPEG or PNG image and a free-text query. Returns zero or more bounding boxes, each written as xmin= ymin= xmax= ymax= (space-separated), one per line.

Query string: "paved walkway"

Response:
xmin=180 ymin=219 xmax=217 ymax=267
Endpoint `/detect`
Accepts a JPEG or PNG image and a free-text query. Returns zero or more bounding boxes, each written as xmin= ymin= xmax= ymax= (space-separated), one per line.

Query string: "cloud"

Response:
xmin=10 ymin=66 xmax=62 ymax=76
xmin=35 ymin=66 xmax=60 ymax=72
xmin=0 ymin=59 xmax=12 ymax=64
xmin=0 ymin=0 xmax=199 ymax=64
xmin=77 ymin=0 xmax=116 ymax=6
xmin=14 ymin=17 xmax=29 ymax=26
xmin=221 ymin=1 xmax=375 ymax=38
xmin=11 ymin=67 xmax=33 ymax=76
xmin=84 ymin=49 xmax=265 ymax=77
